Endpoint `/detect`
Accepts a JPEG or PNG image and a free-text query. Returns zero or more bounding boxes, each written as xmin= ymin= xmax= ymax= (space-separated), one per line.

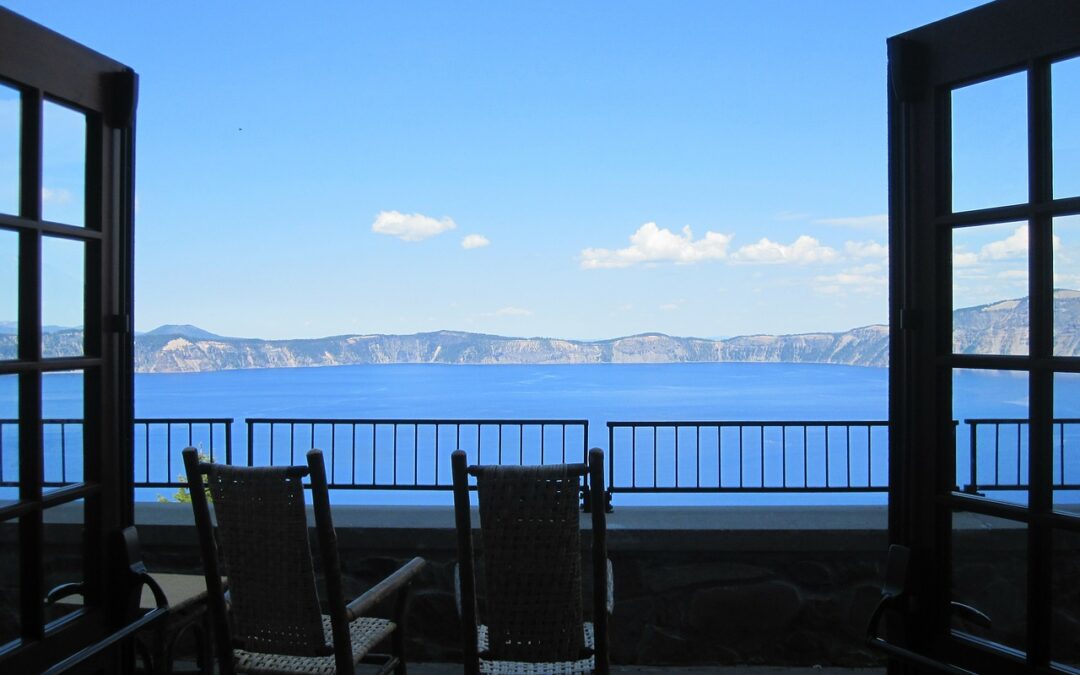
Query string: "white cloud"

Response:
xmin=1055 ymin=272 xmax=1080 ymax=288
xmin=461 ymin=234 xmax=490 ymax=249
xmin=979 ymin=225 xmax=1028 ymax=260
xmin=815 ymin=214 xmax=888 ymax=229
xmin=953 ymin=224 xmax=1063 ymax=280
xmin=494 ymin=306 xmax=532 ymax=317
xmin=732 ymin=235 xmax=839 ymax=264
xmin=954 ymin=227 xmax=1043 ymax=294
xmin=850 ymin=262 xmax=884 ymax=274
xmin=845 ymin=240 xmax=888 ymax=259
xmin=371 ymin=210 xmax=456 ymax=242
xmin=41 ymin=187 xmax=72 ymax=204
xmin=659 ymin=303 xmax=680 ymax=311
xmin=814 ymin=265 xmax=888 ymax=294
xmin=580 ymin=222 xmax=732 ymax=269
xmin=953 ymin=251 xmax=979 ymax=267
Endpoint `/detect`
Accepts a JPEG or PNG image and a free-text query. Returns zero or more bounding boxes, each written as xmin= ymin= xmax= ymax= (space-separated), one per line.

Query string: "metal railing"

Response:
xmin=133 ymin=418 xmax=233 ymax=488
xmin=607 ymin=420 xmax=890 ymax=495
xmin=0 ymin=418 xmax=231 ymax=488
xmin=245 ymin=418 xmax=590 ymax=492
xmin=4 ymin=416 xmax=1077 ymax=502
xmin=962 ymin=417 xmax=1080 ymax=493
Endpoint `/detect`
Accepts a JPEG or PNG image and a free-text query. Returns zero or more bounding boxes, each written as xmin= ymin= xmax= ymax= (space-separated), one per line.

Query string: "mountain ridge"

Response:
xmin=4 ymin=291 xmax=1077 ymax=373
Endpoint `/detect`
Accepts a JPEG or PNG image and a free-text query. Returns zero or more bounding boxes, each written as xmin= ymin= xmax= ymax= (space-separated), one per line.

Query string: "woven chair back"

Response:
xmin=474 ymin=462 xmax=587 ymax=662
xmin=204 ymin=464 xmax=330 ymax=656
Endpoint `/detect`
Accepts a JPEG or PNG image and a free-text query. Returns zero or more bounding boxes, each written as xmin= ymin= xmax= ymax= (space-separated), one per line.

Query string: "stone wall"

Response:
xmin=4 ymin=504 xmax=1077 ymax=667
xmin=132 ymin=504 xmax=896 ymax=666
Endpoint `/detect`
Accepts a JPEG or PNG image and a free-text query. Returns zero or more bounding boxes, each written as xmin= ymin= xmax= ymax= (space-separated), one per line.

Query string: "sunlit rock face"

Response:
xmin=125 ymin=327 xmax=893 ymax=373
xmin=15 ymin=291 xmax=1079 ymax=373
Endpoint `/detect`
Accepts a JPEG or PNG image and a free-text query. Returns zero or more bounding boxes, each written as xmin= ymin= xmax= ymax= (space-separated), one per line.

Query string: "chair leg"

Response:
xmin=391 ymin=583 xmax=412 ymax=675
xmin=392 ymin=628 xmax=406 ymax=675
xmin=192 ymin=622 xmax=209 ymax=675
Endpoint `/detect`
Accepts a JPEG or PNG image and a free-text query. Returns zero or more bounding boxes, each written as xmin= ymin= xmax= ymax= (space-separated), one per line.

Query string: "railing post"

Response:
xmin=606 ymin=423 xmax=614 ymax=512
xmin=964 ymin=420 xmax=979 ymax=494
xmin=581 ymin=421 xmax=592 ymax=513
xmin=225 ymin=419 xmax=233 ymax=465
xmin=246 ymin=419 xmax=254 ymax=467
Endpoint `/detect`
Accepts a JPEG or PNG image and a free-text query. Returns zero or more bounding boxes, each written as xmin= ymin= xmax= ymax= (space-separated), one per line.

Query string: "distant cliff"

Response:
xmin=124 ymin=326 xmax=891 ymax=373
xmin=4 ymin=291 xmax=1078 ymax=373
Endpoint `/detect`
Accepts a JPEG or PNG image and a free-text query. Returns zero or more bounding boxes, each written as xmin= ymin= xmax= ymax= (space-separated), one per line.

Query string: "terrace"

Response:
xmin=2 ymin=2 xmax=1080 ymax=674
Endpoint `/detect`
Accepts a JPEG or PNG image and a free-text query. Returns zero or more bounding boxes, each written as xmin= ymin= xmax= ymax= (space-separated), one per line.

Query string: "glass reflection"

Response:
xmin=953 ymin=222 xmax=1029 ymax=356
xmin=952 ymin=72 xmax=1028 ymax=212
xmin=42 ymin=101 xmax=85 ymax=227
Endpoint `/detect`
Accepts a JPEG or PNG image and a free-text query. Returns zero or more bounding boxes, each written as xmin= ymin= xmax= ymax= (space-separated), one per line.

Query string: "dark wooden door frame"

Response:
xmin=889 ymin=1 xmax=1080 ymax=673
xmin=0 ymin=7 xmax=137 ymax=672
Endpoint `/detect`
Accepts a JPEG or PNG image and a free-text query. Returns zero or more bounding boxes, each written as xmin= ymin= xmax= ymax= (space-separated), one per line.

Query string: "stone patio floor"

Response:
xmin=405 ymin=666 xmax=884 ymax=674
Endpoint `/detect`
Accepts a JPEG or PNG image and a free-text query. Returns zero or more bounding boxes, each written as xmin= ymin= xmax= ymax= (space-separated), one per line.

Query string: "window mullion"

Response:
xmin=17 ymin=86 xmax=44 ymax=642
xmin=1026 ymin=58 xmax=1054 ymax=669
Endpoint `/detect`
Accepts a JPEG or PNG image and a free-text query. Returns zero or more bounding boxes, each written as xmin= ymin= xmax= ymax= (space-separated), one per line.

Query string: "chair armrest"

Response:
xmin=606 ymin=558 xmax=614 ymax=615
xmin=454 ymin=562 xmax=462 ymax=617
xmin=865 ymin=591 xmax=896 ymax=642
xmin=140 ymin=572 xmax=168 ymax=609
xmin=46 ymin=582 xmax=85 ymax=605
xmin=345 ymin=556 xmax=426 ymax=621
xmin=41 ymin=606 xmax=169 ymax=675
xmin=951 ymin=601 xmax=991 ymax=629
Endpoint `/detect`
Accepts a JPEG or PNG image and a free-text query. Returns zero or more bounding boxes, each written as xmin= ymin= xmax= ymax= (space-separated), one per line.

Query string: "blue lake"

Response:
xmin=2 ymin=363 xmax=1077 ymax=506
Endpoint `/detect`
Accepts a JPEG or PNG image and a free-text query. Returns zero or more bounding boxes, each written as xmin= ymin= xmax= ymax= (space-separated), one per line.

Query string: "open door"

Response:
xmin=0 ymin=8 xmax=137 ymax=672
xmin=889 ymin=1 xmax=1080 ymax=673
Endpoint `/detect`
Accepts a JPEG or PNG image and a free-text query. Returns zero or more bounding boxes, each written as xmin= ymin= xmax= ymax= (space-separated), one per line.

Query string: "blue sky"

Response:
xmin=7 ymin=0 xmax=1075 ymax=341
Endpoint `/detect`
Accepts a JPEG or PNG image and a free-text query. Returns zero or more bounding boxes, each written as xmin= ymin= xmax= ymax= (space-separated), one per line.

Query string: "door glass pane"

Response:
xmin=0 ymin=229 xmax=15 ymax=358
xmin=42 ymin=370 xmax=83 ymax=491
xmin=954 ymin=368 xmax=1029 ymax=506
xmin=952 ymin=72 xmax=1028 ymax=212
xmin=1053 ymin=56 xmax=1080 ymax=200
xmin=42 ymin=499 xmax=84 ymax=626
xmin=0 ymin=374 xmax=14 ymax=502
xmin=1054 ymin=216 xmax=1080 ymax=356
xmin=0 ymin=82 xmax=17 ymax=216
xmin=952 ymin=511 xmax=1027 ymax=653
xmin=1053 ymin=526 xmax=1080 ymax=668
xmin=42 ymin=236 xmax=83 ymax=358
xmin=41 ymin=101 xmax=85 ymax=228
xmin=1054 ymin=373 xmax=1080 ymax=510
xmin=0 ymin=516 xmax=17 ymax=648
xmin=953 ymin=222 xmax=1029 ymax=356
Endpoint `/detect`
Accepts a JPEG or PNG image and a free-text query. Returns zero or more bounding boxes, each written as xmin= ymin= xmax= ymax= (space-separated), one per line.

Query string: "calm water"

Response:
xmin=2 ymin=363 xmax=1077 ymax=505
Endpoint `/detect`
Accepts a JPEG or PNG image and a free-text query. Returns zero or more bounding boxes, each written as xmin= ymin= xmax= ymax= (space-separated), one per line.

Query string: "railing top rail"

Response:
xmin=134 ymin=418 xmax=233 ymax=424
xmin=0 ymin=417 xmax=232 ymax=424
xmin=245 ymin=417 xmax=589 ymax=425
xmin=965 ymin=417 xmax=1080 ymax=424
xmin=607 ymin=419 xmax=889 ymax=428
xmin=0 ymin=417 xmax=85 ymax=424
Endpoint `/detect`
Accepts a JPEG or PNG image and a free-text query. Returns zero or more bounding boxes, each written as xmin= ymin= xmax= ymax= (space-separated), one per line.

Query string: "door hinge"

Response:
xmin=106 ymin=313 xmax=130 ymax=334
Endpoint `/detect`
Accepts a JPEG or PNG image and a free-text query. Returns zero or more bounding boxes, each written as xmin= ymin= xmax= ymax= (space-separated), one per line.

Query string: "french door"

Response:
xmin=890 ymin=1 xmax=1080 ymax=673
xmin=0 ymin=8 xmax=137 ymax=672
